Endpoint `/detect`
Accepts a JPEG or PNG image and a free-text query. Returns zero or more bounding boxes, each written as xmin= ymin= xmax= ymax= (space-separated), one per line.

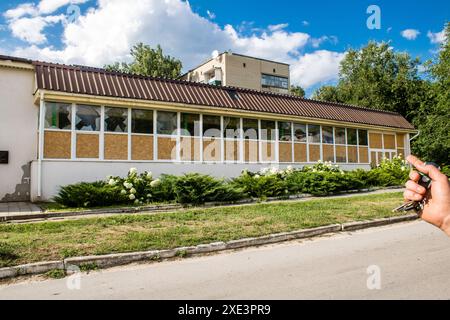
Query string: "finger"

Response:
xmin=407 ymin=155 xmax=444 ymax=182
xmin=405 ymin=180 xmax=427 ymax=195
xmin=403 ymin=189 xmax=424 ymax=202
xmin=409 ymin=170 xmax=420 ymax=182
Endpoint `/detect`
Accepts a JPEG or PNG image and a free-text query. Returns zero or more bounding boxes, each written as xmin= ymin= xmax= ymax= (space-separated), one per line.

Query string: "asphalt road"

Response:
xmin=1 ymin=220 xmax=450 ymax=300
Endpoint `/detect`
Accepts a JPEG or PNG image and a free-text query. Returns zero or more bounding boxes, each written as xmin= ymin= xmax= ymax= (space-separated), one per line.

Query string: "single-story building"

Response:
xmin=0 ymin=55 xmax=416 ymax=202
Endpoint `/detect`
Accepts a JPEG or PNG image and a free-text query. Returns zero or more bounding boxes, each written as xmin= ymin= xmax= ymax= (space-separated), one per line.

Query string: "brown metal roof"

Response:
xmin=33 ymin=60 xmax=415 ymax=130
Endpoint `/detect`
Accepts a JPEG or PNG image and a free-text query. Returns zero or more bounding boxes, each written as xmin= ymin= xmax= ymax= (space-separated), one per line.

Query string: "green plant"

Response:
xmin=174 ymin=173 xmax=244 ymax=205
xmin=175 ymin=249 xmax=188 ymax=258
xmin=79 ymin=263 xmax=99 ymax=272
xmin=46 ymin=269 xmax=66 ymax=279
xmin=0 ymin=241 xmax=19 ymax=267
xmin=232 ymin=170 xmax=289 ymax=199
xmin=151 ymin=174 xmax=178 ymax=202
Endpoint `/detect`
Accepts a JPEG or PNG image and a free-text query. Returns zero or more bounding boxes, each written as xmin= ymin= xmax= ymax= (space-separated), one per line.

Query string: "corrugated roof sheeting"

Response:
xmin=33 ymin=61 xmax=415 ymax=130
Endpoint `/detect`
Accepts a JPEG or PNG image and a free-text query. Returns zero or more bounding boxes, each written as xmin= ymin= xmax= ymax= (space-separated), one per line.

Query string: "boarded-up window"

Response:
xmin=244 ymin=140 xmax=258 ymax=162
xmin=261 ymin=142 xmax=276 ymax=162
xmin=294 ymin=143 xmax=307 ymax=163
xmin=384 ymin=134 xmax=396 ymax=149
xmin=204 ymin=138 xmax=221 ymax=162
xmin=44 ymin=131 xmax=71 ymax=159
xmin=309 ymin=144 xmax=321 ymax=162
xmin=158 ymin=137 xmax=177 ymax=160
xmin=279 ymin=142 xmax=292 ymax=163
xmin=396 ymin=134 xmax=405 ymax=148
xmin=369 ymin=133 xmax=383 ymax=149
xmin=359 ymin=147 xmax=369 ymax=163
xmin=348 ymin=146 xmax=358 ymax=163
xmin=132 ymin=135 xmax=153 ymax=161
xmin=323 ymin=144 xmax=334 ymax=162
xmin=104 ymin=134 xmax=128 ymax=160
xmin=336 ymin=146 xmax=347 ymax=163
xmin=180 ymin=137 xmax=201 ymax=161
xmin=76 ymin=105 xmax=101 ymax=131
xmin=225 ymin=140 xmax=239 ymax=162
xmin=397 ymin=149 xmax=405 ymax=158
xmin=76 ymin=133 xmax=99 ymax=158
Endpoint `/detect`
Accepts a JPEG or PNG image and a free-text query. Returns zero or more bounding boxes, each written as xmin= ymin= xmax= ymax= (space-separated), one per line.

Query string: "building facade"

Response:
xmin=181 ymin=52 xmax=290 ymax=94
xmin=0 ymin=56 xmax=415 ymax=202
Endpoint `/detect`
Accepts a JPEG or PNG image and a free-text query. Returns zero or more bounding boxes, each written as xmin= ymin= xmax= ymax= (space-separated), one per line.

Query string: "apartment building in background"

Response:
xmin=181 ymin=52 xmax=290 ymax=94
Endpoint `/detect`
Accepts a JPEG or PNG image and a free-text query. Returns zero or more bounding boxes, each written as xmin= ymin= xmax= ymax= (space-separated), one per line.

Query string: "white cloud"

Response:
xmin=310 ymin=35 xmax=338 ymax=48
xmin=400 ymin=29 xmax=420 ymax=40
xmin=291 ymin=50 xmax=345 ymax=88
xmin=206 ymin=10 xmax=215 ymax=20
xmin=9 ymin=15 xmax=65 ymax=44
xmin=427 ymin=28 xmax=446 ymax=44
xmin=302 ymin=20 xmax=309 ymax=26
xmin=4 ymin=3 xmax=39 ymax=20
xmin=268 ymin=23 xmax=289 ymax=32
xmin=38 ymin=0 xmax=90 ymax=15
xmin=8 ymin=0 xmax=344 ymax=89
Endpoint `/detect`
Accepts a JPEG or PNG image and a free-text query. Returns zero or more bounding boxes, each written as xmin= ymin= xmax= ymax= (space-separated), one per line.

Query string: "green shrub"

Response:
xmin=233 ymin=170 xmax=289 ymax=199
xmin=174 ymin=173 xmax=244 ymax=205
xmin=54 ymin=181 xmax=126 ymax=208
xmin=151 ymin=174 xmax=178 ymax=202
xmin=0 ymin=242 xmax=19 ymax=268
xmin=441 ymin=165 xmax=450 ymax=178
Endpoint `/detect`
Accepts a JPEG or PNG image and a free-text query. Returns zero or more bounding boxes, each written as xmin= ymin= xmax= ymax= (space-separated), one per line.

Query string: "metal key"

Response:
xmin=393 ymin=162 xmax=440 ymax=213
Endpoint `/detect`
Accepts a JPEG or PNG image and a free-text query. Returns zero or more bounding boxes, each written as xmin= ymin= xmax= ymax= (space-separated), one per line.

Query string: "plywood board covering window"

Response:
xmin=279 ymin=142 xmax=293 ymax=163
xmin=158 ymin=137 xmax=177 ymax=160
xmin=383 ymin=134 xmax=396 ymax=150
xmin=294 ymin=143 xmax=307 ymax=163
xmin=44 ymin=131 xmax=71 ymax=159
xmin=180 ymin=137 xmax=201 ymax=161
xmin=396 ymin=134 xmax=405 ymax=148
xmin=322 ymin=144 xmax=335 ymax=162
xmin=369 ymin=133 xmax=383 ymax=149
xmin=359 ymin=147 xmax=369 ymax=163
xmin=225 ymin=140 xmax=239 ymax=162
xmin=244 ymin=140 xmax=258 ymax=162
xmin=261 ymin=142 xmax=275 ymax=162
xmin=203 ymin=138 xmax=221 ymax=162
xmin=104 ymin=134 xmax=128 ymax=160
xmin=336 ymin=146 xmax=347 ymax=163
xmin=309 ymin=145 xmax=321 ymax=162
xmin=348 ymin=146 xmax=358 ymax=163
xmin=132 ymin=135 xmax=153 ymax=161
xmin=76 ymin=133 xmax=99 ymax=159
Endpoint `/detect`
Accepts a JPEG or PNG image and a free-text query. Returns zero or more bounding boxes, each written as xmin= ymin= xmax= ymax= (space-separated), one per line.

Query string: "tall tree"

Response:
xmin=105 ymin=43 xmax=182 ymax=79
xmin=412 ymin=23 xmax=450 ymax=166
xmin=289 ymin=85 xmax=305 ymax=98
xmin=313 ymin=41 xmax=426 ymax=121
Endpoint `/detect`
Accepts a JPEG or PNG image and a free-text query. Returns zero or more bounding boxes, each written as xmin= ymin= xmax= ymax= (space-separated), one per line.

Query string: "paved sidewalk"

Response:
xmin=0 ymin=202 xmax=42 ymax=218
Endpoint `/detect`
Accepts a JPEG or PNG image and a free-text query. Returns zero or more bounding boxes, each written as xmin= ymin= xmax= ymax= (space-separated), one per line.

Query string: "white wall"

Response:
xmin=0 ymin=66 xmax=37 ymax=202
xmin=30 ymin=160 xmax=370 ymax=201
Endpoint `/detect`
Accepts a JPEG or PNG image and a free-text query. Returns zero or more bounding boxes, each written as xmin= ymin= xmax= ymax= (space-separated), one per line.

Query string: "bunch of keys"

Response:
xmin=393 ymin=162 xmax=440 ymax=213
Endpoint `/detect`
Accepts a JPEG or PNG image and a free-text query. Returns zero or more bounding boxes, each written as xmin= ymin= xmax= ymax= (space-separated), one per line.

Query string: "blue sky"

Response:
xmin=0 ymin=0 xmax=448 ymax=96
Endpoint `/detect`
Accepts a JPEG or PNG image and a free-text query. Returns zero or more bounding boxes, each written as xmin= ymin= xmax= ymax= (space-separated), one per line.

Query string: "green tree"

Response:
xmin=313 ymin=41 xmax=426 ymax=121
xmin=289 ymin=85 xmax=305 ymax=98
xmin=105 ymin=43 xmax=182 ymax=79
xmin=412 ymin=23 xmax=450 ymax=166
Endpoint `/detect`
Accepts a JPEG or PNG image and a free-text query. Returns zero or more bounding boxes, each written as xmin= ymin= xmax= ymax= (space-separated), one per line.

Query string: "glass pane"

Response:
xmin=260 ymin=120 xmax=275 ymax=141
xmin=224 ymin=117 xmax=240 ymax=138
xmin=261 ymin=74 xmax=289 ymax=89
xmin=45 ymin=102 xmax=71 ymax=130
xmin=293 ymin=123 xmax=307 ymax=142
xmin=181 ymin=113 xmax=200 ymax=137
xmin=278 ymin=122 xmax=292 ymax=141
xmin=308 ymin=124 xmax=321 ymax=144
xmin=157 ymin=111 xmax=177 ymax=135
xmin=203 ymin=115 xmax=221 ymax=137
xmin=243 ymin=118 xmax=259 ymax=140
xmin=132 ymin=109 xmax=153 ymax=134
xmin=335 ymin=128 xmax=346 ymax=145
xmin=105 ymin=107 xmax=128 ymax=133
xmin=358 ymin=130 xmax=368 ymax=146
xmin=347 ymin=128 xmax=358 ymax=145
xmin=76 ymin=105 xmax=100 ymax=131
xmin=322 ymin=126 xmax=334 ymax=144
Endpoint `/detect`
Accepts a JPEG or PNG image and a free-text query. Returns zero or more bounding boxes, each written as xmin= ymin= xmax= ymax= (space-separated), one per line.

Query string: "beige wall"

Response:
xmin=0 ymin=65 xmax=37 ymax=202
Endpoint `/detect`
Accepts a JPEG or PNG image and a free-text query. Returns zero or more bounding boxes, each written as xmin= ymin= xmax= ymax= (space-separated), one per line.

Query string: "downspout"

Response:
xmin=407 ymin=131 xmax=420 ymax=158
xmin=37 ymin=92 xmax=45 ymax=198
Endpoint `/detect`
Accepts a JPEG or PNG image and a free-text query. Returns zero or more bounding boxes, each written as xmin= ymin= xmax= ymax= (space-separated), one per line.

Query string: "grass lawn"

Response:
xmin=0 ymin=192 xmax=406 ymax=267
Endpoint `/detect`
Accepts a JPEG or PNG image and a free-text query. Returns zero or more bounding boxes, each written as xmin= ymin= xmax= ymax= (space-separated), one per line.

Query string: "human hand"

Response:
xmin=404 ymin=155 xmax=450 ymax=236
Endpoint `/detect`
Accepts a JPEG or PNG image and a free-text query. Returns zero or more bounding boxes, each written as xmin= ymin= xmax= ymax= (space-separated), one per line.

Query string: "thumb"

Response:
xmin=407 ymin=155 xmax=443 ymax=182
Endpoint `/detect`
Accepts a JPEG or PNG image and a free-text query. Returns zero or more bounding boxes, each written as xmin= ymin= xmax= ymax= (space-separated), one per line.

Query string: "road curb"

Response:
xmin=0 ymin=214 xmax=418 ymax=280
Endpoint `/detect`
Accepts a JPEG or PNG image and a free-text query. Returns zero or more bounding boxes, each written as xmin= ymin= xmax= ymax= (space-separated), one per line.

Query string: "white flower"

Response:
xmin=150 ymin=179 xmax=161 ymax=188
xmin=261 ymin=168 xmax=270 ymax=175
xmin=129 ymin=168 xmax=138 ymax=175
xmin=401 ymin=166 xmax=407 ymax=171
xmin=106 ymin=175 xmax=113 ymax=180
xmin=129 ymin=194 xmax=136 ymax=200
xmin=270 ymin=167 xmax=279 ymax=175
xmin=340 ymin=170 xmax=345 ymax=175
xmin=108 ymin=179 xmax=116 ymax=186
xmin=146 ymin=172 xmax=153 ymax=180
xmin=147 ymin=194 xmax=152 ymax=198
xmin=312 ymin=169 xmax=317 ymax=173
xmin=130 ymin=188 xmax=137 ymax=194
xmin=254 ymin=174 xmax=261 ymax=179
xmin=287 ymin=165 xmax=293 ymax=171
xmin=318 ymin=160 xmax=323 ymax=163
xmin=120 ymin=190 xmax=127 ymax=195
xmin=134 ymin=199 xmax=140 ymax=205
xmin=123 ymin=182 xmax=133 ymax=189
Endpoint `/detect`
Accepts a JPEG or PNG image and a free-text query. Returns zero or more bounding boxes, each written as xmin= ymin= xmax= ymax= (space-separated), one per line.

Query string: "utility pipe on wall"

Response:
xmin=37 ymin=92 xmax=45 ymax=198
